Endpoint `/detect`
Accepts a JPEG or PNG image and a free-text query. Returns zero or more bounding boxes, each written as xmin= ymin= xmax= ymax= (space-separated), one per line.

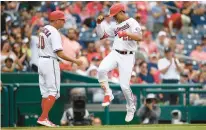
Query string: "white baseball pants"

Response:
xmin=38 ymin=58 xmax=60 ymax=99
xmin=98 ymin=50 xmax=136 ymax=109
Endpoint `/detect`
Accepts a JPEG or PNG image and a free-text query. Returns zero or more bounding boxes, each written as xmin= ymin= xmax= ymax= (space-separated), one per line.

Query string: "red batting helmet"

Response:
xmin=49 ymin=10 xmax=65 ymax=21
xmin=109 ymin=3 xmax=125 ymax=17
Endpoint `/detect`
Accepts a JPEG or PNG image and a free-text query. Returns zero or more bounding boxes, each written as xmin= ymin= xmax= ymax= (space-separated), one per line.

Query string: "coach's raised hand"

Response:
xmin=97 ymin=15 xmax=105 ymax=24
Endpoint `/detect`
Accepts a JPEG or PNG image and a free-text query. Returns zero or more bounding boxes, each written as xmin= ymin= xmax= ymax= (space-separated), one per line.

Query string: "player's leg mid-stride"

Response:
xmin=96 ymin=3 xmax=143 ymax=122
xmin=100 ymin=82 xmax=114 ymax=107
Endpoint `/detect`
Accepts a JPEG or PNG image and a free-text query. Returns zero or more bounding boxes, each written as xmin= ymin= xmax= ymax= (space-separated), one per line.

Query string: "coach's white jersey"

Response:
xmin=98 ymin=18 xmax=142 ymax=51
xmin=38 ymin=25 xmax=63 ymax=58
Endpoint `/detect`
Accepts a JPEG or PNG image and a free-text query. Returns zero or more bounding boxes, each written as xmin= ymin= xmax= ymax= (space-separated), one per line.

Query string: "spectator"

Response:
xmin=87 ymin=43 xmax=101 ymax=63
xmin=158 ymin=47 xmax=183 ymax=104
xmin=180 ymin=72 xmax=190 ymax=84
xmin=155 ymin=31 xmax=169 ymax=57
xmin=200 ymin=62 xmax=206 ymax=73
xmin=12 ymin=43 xmax=30 ymax=71
xmin=190 ymin=44 xmax=206 ymax=61
xmin=148 ymin=53 xmax=161 ymax=84
xmin=164 ymin=13 xmax=192 ymax=35
xmin=79 ymin=6 xmax=90 ymax=22
xmin=130 ymin=71 xmax=138 ymax=84
xmin=201 ymin=35 xmax=206 ymax=52
xmin=139 ymin=31 xmax=158 ymax=56
xmin=94 ymin=41 xmax=103 ymax=58
xmin=86 ymin=65 xmax=98 ymax=78
xmin=90 ymin=56 xmax=101 ymax=67
xmin=60 ymin=28 xmax=81 ymax=71
xmin=1 ymin=57 xmax=23 ymax=72
xmin=1 ymin=40 xmax=17 ymax=64
xmin=72 ymin=1 xmax=83 ymax=15
xmin=59 ymin=4 xmax=78 ymax=30
xmin=164 ymin=1 xmax=182 ymax=14
xmin=151 ymin=2 xmax=166 ymax=35
xmin=30 ymin=7 xmax=45 ymax=28
xmin=86 ymin=2 xmax=103 ymax=16
xmin=134 ymin=13 xmax=142 ymax=24
xmin=181 ymin=2 xmax=205 ymax=26
xmin=148 ymin=53 xmax=158 ymax=71
xmin=168 ymin=34 xmax=184 ymax=54
xmin=199 ymin=70 xmax=206 ymax=84
xmin=183 ymin=61 xmax=195 ymax=81
xmin=108 ymin=70 xmax=119 ymax=83
xmin=41 ymin=1 xmax=56 ymax=14
xmin=1 ymin=2 xmax=8 ymax=33
xmin=137 ymin=94 xmax=161 ymax=124
xmin=26 ymin=22 xmax=40 ymax=72
xmin=102 ymin=39 xmax=112 ymax=58
xmin=138 ymin=61 xmax=155 ymax=84
xmin=135 ymin=1 xmax=149 ymax=25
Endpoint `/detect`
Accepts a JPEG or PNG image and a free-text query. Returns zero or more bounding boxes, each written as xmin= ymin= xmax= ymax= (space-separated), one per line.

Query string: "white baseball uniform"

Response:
xmin=96 ymin=18 xmax=142 ymax=109
xmin=38 ymin=25 xmax=63 ymax=99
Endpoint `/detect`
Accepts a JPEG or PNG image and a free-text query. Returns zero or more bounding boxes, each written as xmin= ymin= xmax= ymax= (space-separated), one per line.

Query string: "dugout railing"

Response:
xmin=2 ymin=83 xmax=206 ymax=127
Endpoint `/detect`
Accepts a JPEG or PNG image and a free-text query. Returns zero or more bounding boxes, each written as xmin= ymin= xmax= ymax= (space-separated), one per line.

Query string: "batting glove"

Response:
xmin=118 ymin=31 xmax=127 ymax=38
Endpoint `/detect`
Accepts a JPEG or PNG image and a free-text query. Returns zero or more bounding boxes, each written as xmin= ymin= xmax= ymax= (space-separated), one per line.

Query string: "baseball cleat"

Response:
xmin=37 ymin=118 xmax=58 ymax=127
xmin=125 ymin=107 xmax=136 ymax=122
xmin=102 ymin=95 xmax=114 ymax=107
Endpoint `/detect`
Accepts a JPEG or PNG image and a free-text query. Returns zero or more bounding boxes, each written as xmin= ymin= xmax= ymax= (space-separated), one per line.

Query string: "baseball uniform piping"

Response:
xmin=52 ymin=60 xmax=58 ymax=98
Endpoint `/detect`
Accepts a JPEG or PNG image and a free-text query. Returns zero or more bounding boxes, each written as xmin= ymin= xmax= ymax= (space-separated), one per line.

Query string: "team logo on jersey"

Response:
xmin=135 ymin=27 xmax=141 ymax=32
xmin=114 ymin=23 xmax=130 ymax=36
xmin=41 ymin=28 xmax=51 ymax=37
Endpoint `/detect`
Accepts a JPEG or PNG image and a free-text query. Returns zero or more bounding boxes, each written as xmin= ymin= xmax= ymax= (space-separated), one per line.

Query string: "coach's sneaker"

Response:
xmin=125 ymin=107 xmax=136 ymax=122
xmin=102 ymin=95 xmax=114 ymax=107
xmin=37 ymin=118 xmax=57 ymax=127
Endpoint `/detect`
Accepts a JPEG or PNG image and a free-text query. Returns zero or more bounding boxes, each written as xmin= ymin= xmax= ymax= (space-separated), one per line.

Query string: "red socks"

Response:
xmin=41 ymin=98 xmax=47 ymax=110
xmin=39 ymin=95 xmax=56 ymax=120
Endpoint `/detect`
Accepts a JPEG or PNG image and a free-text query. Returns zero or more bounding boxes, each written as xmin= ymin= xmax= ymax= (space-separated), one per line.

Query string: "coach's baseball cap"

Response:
xmin=49 ymin=10 xmax=65 ymax=21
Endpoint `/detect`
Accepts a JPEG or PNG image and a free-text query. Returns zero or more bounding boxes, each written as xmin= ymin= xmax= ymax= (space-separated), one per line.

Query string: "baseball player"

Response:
xmin=96 ymin=3 xmax=142 ymax=122
xmin=37 ymin=10 xmax=83 ymax=127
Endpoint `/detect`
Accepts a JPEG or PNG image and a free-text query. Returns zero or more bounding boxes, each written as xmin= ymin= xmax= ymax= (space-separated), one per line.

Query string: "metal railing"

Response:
xmin=7 ymin=83 xmax=204 ymax=126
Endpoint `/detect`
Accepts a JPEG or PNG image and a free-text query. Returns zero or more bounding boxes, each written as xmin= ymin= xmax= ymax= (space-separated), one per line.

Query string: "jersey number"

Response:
xmin=123 ymin=36 xmax=132 ymax=41
xmin=38 ymin=36 xmax=45 ymax=49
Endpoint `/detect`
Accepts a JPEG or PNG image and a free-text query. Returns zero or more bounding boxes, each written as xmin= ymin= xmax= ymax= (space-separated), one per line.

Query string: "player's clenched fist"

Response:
xmin=75 ymin=59 xmax=83 ymax=66
xmin=96 ymin=15 xmax=105 ymax=24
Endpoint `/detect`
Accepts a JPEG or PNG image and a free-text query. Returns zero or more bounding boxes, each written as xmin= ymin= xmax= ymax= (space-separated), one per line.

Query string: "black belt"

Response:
xmin=115 ymin=49 xmax=133 ymax=55
xmin=39 ymin=56 xmax=60 ymax=62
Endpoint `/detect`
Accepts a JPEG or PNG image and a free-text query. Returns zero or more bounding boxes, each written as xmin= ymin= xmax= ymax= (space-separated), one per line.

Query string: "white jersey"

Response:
xmin=38 ymin=25 xmax=63 ymax=58
xmin=97 ymin=18 xmax=142 ymax=51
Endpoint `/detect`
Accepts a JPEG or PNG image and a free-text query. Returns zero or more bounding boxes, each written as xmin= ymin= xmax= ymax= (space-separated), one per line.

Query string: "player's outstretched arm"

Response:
xmin=56 ymin=50 xmax=83 ymax=66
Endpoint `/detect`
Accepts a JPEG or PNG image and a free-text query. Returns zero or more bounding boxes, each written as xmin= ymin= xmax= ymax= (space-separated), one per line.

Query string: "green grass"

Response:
xmin=2 ymin=125 xmax=206 ymax=130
